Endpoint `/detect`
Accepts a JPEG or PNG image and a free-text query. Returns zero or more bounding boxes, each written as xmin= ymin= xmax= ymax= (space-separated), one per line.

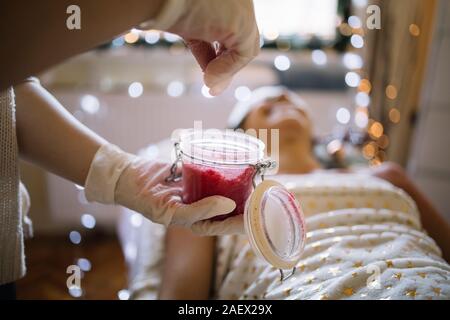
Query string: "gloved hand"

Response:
xmin=141 ymin=0 xmax=260 ymax=96
xmin=84 ymin=144 xmax=240 ymax=234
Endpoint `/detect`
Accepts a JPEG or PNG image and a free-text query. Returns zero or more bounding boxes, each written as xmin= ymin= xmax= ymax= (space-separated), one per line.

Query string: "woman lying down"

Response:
xmin=123 ymin=87 xmax=450 ymax=300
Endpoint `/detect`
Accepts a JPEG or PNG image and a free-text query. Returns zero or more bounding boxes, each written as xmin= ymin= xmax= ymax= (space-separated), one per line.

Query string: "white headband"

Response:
xmin=227 ymin=86 xmax=310 ymax=129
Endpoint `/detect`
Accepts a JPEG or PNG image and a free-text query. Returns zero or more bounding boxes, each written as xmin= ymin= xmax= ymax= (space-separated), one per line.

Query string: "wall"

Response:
xmin=408 ymin=0 xmax=450 ymax=221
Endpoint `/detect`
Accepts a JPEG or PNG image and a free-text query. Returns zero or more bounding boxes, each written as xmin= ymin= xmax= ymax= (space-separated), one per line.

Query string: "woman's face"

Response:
xmin=242 ymin=93 xmax=313 ymax=146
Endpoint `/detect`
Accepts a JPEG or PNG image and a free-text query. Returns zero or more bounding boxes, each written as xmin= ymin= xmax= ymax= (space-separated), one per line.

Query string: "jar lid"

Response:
xmin=244 ymin=180 xmax=306 ymax=269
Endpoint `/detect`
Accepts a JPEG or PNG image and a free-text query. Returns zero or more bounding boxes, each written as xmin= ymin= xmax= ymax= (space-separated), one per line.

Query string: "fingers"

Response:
xmin=173 ymin=195 xmax=236 ymax=225
xmin=186 ymin=39 xmax=232 ymax=96
xmin=208 ymin=77 xmax=232 ymax=97
xmin=203 ymin=34 xmax=260 ymax=96
xmin=186 ymin=39 xmax=217 ymax=72
xmin=203 ymin=50 xmax=242 ymax=96
xmin=191 ymin=214 xmax=245 ymax=236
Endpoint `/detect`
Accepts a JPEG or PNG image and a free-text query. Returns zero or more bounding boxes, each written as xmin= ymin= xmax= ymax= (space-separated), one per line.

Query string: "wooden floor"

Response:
xmin=16 ymin=232 xmax=127 ymax=300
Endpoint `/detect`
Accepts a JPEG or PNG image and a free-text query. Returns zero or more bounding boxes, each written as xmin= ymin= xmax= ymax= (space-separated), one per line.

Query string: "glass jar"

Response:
xmin=179 ymin=129 xmax=263 ymax=221
xmin=169 ymin=129 xmax=306 ymax=274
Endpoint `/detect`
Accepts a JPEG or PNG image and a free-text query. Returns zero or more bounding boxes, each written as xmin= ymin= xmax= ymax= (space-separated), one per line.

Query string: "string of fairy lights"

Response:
xmin=67 ymin=0 xmax=422 ymax=299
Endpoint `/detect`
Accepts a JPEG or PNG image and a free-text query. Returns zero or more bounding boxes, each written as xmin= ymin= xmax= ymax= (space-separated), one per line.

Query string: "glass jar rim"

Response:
xmin=178 ymin=129 xmax=265 ymax=166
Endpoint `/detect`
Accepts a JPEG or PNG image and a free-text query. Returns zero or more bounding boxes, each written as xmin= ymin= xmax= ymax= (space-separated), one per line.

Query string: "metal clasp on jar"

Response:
xmin=165 ymin=142 xmax=182 ymax=183
xmin=279 ymin=268 xmax=296 ymax=282
xmin=251 ymin=159 xmax=277 ymax=188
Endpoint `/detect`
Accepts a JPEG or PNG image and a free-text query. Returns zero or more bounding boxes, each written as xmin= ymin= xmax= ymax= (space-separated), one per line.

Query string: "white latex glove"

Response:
xmin=191 ymin=214 xmax=244 ymax=236
xmin=141 ymin=0 xmax=260 ymax=96
xmin=84 ymin=144 xmax=240 ymax=234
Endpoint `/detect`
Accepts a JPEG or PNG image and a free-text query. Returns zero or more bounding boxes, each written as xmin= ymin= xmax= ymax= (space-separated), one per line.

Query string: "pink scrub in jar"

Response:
xmin=179 ymin=130 xmax=264 ymax=221
xmin=172 ymin=129 xmax=306 ymax=275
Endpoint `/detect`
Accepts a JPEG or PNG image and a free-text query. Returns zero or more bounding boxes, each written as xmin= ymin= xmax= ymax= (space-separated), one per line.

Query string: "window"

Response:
xmin=254 ymin=0 xmax=339 ymax=41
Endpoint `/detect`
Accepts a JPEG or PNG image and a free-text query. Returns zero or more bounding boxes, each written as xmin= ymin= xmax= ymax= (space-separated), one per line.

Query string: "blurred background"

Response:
xmin=17 ymin=0 xmax=450 ymax=299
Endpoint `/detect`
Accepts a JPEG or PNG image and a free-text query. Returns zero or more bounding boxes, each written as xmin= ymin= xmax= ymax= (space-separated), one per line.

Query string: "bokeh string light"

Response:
xmin=409 ymin=24 xmax=421 ymax=37
xmin=389 ymin=108 xmax=401 ymax=124
xmin=81 ymin=214 xmax=96 ymax=229
xmin=362 ymin=141 xmax=378 ymax=160
xmin=350 ymin=34 xmax=364 ymax=48
xmin=163 ymin=32 xmax=181 ymax=43
xmin=128 ymin=82 xmax=144 ymax=98
xmin=112 ymin=37 xmax=125 ymax=47
xmin=167 ymin=81 xmax=185 ymax=98
xmin=80 ymin=95 xmax=100 ymax=115
xmin=348 ymin=16 xmax=363 ymax=29
xmin=327 ymin=139 xmax=343 ymax=155
xmin=336 ymin=7 xmax=414 ymax=167
xmin=67 ymin=183 xmax=101 ymax=299
xmin=358 ymin=79 xmax=372 ymax=94
xmin=77 ymin=258 xmax=92 ymax=272
xmin=124 ymin=29 xmax=140 ymax=44
xmin=274 ymin=55 xmax=291 ymax=71
xmin=201 ymin=85 xmax=214 ymax=99
xmin=69 ymin=230 xmax=82 ymax=245
xmin=355 ymin=109 xmax=369 ymax=128
xmin=336 ymin=107 xmax=351 ymax=125
xmin=144 ymin=30 xmax=160 ymax=44
xmin=377 ymin=135 xmax=390 ymax=149
xmin=355 ymin=92 xmax=370 ymax=107
xmin=311 ymin=50 xmax=328 ymax=66
xmin=386 ymin=84 xmax=398 ymax=100
xmin=343 ymin=52 xmax=364 ymax=70
xmin=369 ymin=121 xmax=384 ymax=139
xmin=118 ymin=289 xmax=131 ymax=300
xmin=330 ymin=9 xmax=371 ymax=164
xmin=345 ymin=72 xmax=361 ymax=87
xmin=68 ymin=285 xmax=83 ymax=298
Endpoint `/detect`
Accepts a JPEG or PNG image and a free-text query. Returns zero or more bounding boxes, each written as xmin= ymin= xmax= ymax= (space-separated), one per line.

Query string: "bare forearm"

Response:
xmin=399 ymin=180 xmax=450 ymax=262
xmin=371 ymin=163 xmax=450 ymax=262
xmin=15 ymin=80 xmax=107 ymax=186
xmin=0 ymin=0 xmax=163 ymax=90
xmin=159 ymin=226 xmax=215 ymax=300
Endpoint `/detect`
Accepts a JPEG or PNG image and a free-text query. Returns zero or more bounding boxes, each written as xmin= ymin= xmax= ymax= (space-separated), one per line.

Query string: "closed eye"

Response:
xmin=260 ymin=104 xmax=272 ymax=117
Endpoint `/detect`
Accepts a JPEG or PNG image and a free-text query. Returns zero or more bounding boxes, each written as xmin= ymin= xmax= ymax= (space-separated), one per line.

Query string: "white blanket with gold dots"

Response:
xmin=214 ymin=173 xmax=450 ymax=300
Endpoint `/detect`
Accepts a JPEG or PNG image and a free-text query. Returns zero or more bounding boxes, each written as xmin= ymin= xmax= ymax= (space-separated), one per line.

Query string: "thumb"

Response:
xmin=203 ymin=50 xmax=242 ymax=96
xmin=173 ymin=195 xmax=236 ymax=226
xmin=191 ymin=214 xmax=245 ymax=236
xmin=203 ymin=31 xmax=260 ymax=96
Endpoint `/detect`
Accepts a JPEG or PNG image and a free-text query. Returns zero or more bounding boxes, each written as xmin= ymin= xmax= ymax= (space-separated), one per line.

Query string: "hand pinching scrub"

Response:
xmin=167 ymin=129 xmax=306 ymax=280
